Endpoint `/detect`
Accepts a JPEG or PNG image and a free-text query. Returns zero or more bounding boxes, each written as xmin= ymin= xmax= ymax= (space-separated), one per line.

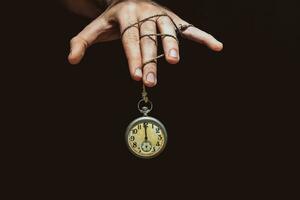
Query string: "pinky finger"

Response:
xmin=181 ymin=26 xmax=223 ymax=52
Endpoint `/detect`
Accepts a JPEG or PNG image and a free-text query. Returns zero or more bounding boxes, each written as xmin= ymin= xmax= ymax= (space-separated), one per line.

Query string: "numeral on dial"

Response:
xmin=144 ymin=122 xmax=148 ymax=128
xmin=152 ymin=147 xmax=156 ymax=152
xmin=129 ymin=136 xmax=135 ymax=141
xmin=132 ymin=142 xmax=137 ymax=148
xmin=158 ymin=135 xmax=162 ymax=141
xmin=155 ymin=127 xmax=160 ymax=134
xmin=132 ymin=129 xmax=138 ymax=134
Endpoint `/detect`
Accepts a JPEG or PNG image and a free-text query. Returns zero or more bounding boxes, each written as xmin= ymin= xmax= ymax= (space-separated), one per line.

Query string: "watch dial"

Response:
xmin=126 ymin=118 xmax=166 ymax=158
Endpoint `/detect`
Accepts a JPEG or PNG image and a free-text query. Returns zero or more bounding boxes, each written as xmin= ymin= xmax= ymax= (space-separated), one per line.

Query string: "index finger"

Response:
xmin=119 ymin=16 xmax=143 ymax=81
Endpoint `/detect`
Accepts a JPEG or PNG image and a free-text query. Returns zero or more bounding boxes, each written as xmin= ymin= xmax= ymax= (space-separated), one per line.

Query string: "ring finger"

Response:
xmin=157 ymin=16 xmax=180 ymax=64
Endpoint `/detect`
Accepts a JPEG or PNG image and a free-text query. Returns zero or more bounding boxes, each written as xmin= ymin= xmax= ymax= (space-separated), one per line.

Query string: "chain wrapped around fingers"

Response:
xmin=121 ymin=13 xmax=194 ymax=103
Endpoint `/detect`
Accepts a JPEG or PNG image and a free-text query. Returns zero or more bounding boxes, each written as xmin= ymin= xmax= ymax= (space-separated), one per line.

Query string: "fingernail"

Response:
xmin=213 ymin=42 xmax=223 ymax=51
xmin=169 ymin=49 xmax=178 ymax=58
xmin=146 ymin=73 xmax=155 ymax=84
xmin=135 ymin=68 xmax=142 ymax=78
xmin=218 ymin=42 xmax=224 ymax=50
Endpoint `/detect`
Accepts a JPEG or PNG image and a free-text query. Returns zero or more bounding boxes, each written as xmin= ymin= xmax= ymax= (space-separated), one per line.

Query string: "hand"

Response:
xmin=68 ymin=0 xmax=223 ymax=87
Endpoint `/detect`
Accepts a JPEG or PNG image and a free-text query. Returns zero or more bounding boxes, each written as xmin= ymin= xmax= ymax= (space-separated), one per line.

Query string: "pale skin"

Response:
xmin=65 ymin=0 xmax=223 ymax=87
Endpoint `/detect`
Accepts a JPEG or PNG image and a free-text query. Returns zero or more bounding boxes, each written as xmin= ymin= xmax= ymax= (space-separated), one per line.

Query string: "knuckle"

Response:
xmin=70 ymin=36 xmax=79 ymax=44
xmin=84 ymin=22 xmax=102 ymax=35
xmin=143 ymin=63 xmax=156 ymax=72
xmin=140 ymin=22 xmax=156 ymax=33
xmin=139 ymin=2 xmax=156 ymax=11
xmin=182 ymin=29 xmax=192 ymax=37
xmin=141 ymin=37 xmax=157 ymax=47
xmin=124 ymin=31 xmax=139 ymax=43
xmin=164 ymin=36 xmax=178 ymax=46
xmin=205 ymin=34 xmax=214 ymax=41
xmin=130 ymin=54 xmax=141 ymax=63
xmin=121 ymin=1 xmax=138 ymax=13
xmin=70 ymin=36 xmax=88 ymax=48
xmin=157 ymin=16 xmax=169 ymax=26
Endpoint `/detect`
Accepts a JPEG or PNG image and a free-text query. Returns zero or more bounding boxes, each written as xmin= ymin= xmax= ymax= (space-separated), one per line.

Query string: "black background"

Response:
xmin=4 ymin=0 xmax=299 ymax=196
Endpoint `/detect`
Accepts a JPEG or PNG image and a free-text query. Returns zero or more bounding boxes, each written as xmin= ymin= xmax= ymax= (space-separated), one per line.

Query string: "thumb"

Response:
xmin=68 ymin=17 xmax=109 ymax=64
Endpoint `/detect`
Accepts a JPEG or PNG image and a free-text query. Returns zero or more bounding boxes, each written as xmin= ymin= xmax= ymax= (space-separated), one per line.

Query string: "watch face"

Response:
xmin=125 ymin=116 xmax=167 ymax=159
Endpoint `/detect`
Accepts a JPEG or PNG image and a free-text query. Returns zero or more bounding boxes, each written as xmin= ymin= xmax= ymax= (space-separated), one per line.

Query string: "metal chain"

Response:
xmin=142 ymin=84 xmax=148 ymax=103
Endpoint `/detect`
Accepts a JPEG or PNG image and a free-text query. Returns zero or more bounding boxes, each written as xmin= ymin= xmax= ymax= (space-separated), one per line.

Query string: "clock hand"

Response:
xmin=144 ymin=123 xmax=148 ymax=140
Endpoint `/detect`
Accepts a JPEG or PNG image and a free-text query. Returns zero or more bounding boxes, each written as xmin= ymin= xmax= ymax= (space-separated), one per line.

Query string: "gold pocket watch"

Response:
xmin=125 ymin=88 xmax=167 ymax=159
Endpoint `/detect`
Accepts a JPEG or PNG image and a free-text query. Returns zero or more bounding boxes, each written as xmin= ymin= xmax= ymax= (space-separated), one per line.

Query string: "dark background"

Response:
xmin=4 ymin=0 xmax=299 ymax=196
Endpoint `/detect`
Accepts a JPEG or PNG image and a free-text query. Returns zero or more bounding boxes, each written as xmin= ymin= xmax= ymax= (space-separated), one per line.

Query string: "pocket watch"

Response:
xmin=125 ymin=99 xmax=167 ymax=159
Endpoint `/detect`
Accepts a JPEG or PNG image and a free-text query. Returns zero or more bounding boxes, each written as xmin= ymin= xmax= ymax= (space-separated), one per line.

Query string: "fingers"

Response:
xmin=181 ymin=26 xmax=223 ymax=52
xmin=118 ymin=16 xmax=143 ymax=81
xmin=68 ymin=17 xmax=108 ymax=64
xmin=139 ymin=20 xmax=158 ymax=87
xmin=157 ymin=16 xmax=180 ymax=64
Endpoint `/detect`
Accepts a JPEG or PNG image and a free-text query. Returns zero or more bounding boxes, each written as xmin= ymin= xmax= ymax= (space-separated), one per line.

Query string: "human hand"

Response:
xmin=68 ymin=0 xmax=223 ymax=87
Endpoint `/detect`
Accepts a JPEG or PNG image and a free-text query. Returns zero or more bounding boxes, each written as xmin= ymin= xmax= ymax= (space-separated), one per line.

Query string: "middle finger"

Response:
xmin=139 ymin=19 xmax=158 ymax=87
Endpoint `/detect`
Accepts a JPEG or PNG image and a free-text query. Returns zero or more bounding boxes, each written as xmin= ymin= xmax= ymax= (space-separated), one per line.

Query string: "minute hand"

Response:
xmin=144 ymin=124 xmax=148 ymax=140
